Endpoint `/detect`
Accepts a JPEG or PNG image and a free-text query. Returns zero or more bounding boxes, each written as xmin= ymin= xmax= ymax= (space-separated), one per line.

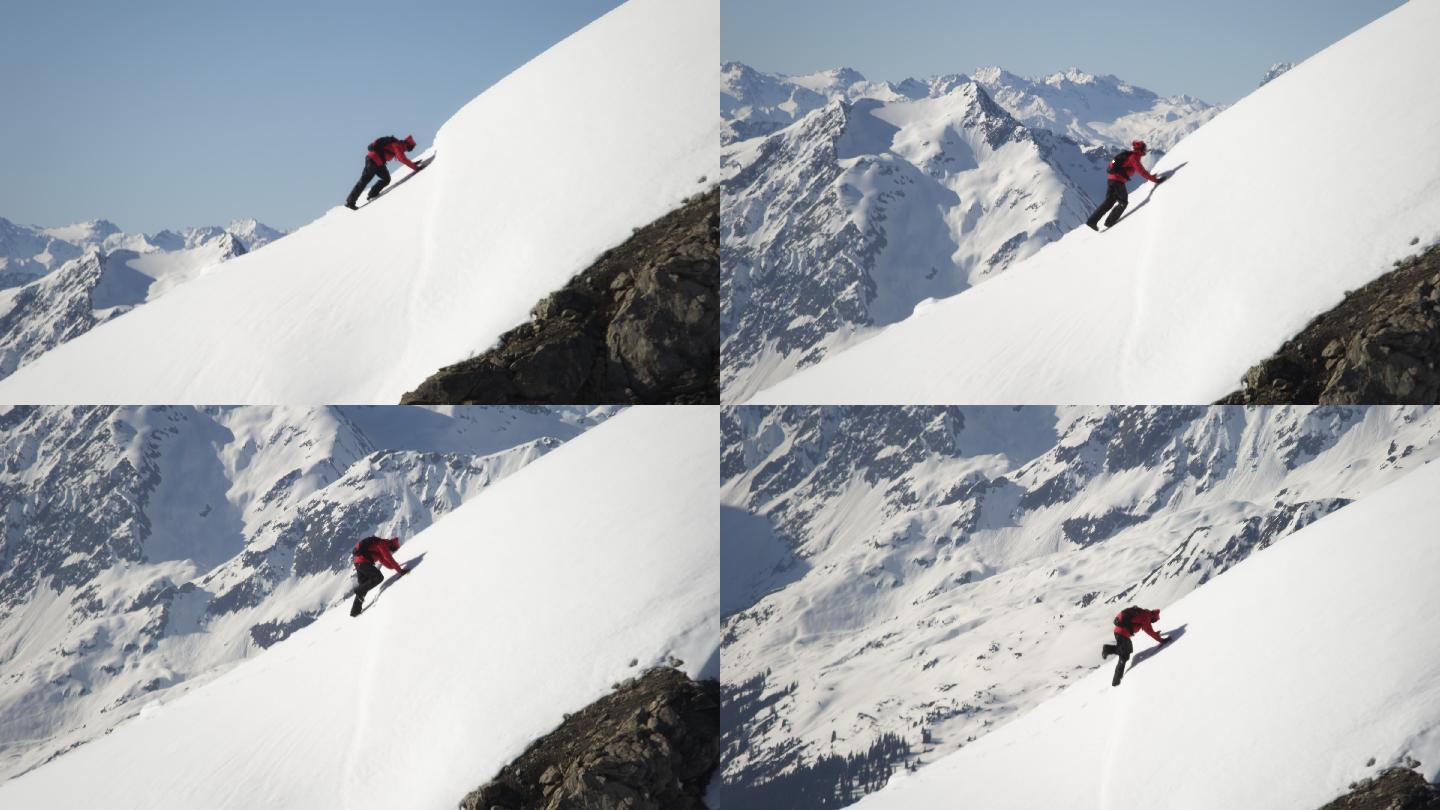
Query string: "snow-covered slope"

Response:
xmin=0 ymin=0 xmax=719 ymax=404
xmin=754 ymin=1 xmax=1440 ymax=404
xmin=855 ymin=454 xmax=1440 ymax=810
xmin=720 ymin=64 xmax=1217 ymax=401
xmin=0 ymin=406 xmax=717 ymax=809
xmin=0 ymin=405 xmax=601 ymax=783
xmin=719 ymin=405 xmax=1440 ymax=805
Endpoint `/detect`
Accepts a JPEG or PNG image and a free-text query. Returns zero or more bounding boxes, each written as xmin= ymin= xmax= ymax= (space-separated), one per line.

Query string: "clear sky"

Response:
xmin=0 ymin=0 xmax=624 ymax=233
xmin=723 ymin=0 xmax=1404 ymax=107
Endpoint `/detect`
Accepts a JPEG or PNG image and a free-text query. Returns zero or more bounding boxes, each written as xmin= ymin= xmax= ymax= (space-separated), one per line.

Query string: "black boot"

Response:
xmin=1101 ymin=644 xmax=1115 ymax=659
xmin=350 ymin=594 xmax=365 ymax=617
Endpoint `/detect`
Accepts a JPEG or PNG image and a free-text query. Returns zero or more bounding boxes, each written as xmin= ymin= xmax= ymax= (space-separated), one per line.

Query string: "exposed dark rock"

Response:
xmin=459 ymin=667 xmax=718 ymax=810
xmin=403 ymin=189 xmax=718 ymax=405
xmin=1317 ymin=767 xmax=1440 ymax=809
xmin=1221 ymin=240 xmax=1440 ymax=404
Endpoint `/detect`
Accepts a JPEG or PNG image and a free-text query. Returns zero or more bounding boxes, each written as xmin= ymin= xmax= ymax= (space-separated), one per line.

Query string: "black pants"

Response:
xmin=1087 ymin=180 xmax=1129 ymax=228
xmin=351 ymin=563 xmax=383 ymax=615
xmin=1102 ymin=632 xmax=1133 ymax=684
xmin=346 ymin=158 xmax=392 ymax=206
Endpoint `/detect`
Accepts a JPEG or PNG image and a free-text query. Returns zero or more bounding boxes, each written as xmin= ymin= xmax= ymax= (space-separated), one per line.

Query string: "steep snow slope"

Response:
xmin=0 ymin=406 xmax=718 ymax=809
xmin=855 ymin=456 xmax=1440 ymax=810
xmin=721 ymin=63 xmax=1217 ymax=401
xmin=0 ymin=0 xmax=718 ymax=404
xmin=719 ymin=406 xmax=1440 ymax=803
xmin=754 ymin=0 xmax=1440 ymax=405
xmin=0 ymin=406 xmax=599 ymax=782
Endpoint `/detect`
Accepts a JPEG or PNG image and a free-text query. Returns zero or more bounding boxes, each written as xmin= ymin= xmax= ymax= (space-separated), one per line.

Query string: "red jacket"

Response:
xmin=353 ymin=537 xmax=404 ymax=572
xmin=368 ymin=141 xmax=421 ymax=171
xmin=1114 ymin=607 xmax=1164 ymax=643
xmin=1108 ymin=150 xmax=1159 ymax=184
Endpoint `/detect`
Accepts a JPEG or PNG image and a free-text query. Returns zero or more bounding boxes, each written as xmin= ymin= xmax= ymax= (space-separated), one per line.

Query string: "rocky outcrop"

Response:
xmin=402 ymin=189 xmax=719 ymax=405
xmin=1317 ymin=766 xmax=1440 ymax=809
xmin=459 ymin=667 xmax=719 ymax=810
xmin=1221 ymin=240 xmax=1440 ymax=403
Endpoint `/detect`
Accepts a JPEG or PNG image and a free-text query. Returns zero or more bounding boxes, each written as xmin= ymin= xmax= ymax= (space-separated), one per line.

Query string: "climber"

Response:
xmin=1085 ymin=139 xmax=1166 ymax=230
xmin=350 ymin=535 xmax=408 ymax=616
xmin=1101 ymin=605 xmax=1168 ymax=685
xmin=344 ymin=134 xmax=423 ymax=209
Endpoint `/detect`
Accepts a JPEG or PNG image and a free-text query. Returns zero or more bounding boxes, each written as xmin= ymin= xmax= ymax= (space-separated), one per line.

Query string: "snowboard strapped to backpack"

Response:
xmin=1107 ymin=150 xmax=1133 ymax=177
xmin=367 ymin=136 xmax=400 ymax=157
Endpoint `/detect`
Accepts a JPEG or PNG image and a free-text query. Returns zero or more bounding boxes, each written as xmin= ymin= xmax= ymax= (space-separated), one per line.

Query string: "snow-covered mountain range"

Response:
xmin=0 ymin=217 xmax=285 ymax=381
xmin=0 ymin=0 xmax=719 ymax=404
xmin=855 ymin=446 xmax=1440 ymax=810
xmin=0 ymin=406 xmax=717 ymax=810
xmin=720 ymin=405 xmax=1440 ymax=807
xmin=752 ymin=1 xmax=1440 ymax=405
xmin=0 ymin=405 xmax=608 ymax=784
xmin=0 ymin=216 xmax=283 ymax=290
xmin=720 ymin=63 xmax=1219 ymax=400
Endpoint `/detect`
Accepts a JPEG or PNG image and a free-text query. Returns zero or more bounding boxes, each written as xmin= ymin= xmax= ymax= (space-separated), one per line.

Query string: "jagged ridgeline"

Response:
xmin=720 ymin=405 xmax=1440 ymax=807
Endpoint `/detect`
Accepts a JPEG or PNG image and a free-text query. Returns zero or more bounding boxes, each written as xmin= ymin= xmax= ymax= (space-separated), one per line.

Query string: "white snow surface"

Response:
xmin=753 ymin=1 xmax=1440 ymax=405
xmin=0 ymin=0 xmax=719 ymax=404
xmin=856 ymin=457 xmax=1440 ymax=810
xmin=0 ymin=406 xmax=719 ymax=809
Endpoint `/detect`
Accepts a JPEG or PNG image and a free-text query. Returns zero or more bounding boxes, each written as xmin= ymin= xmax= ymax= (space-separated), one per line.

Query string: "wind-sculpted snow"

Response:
xmin=0 ymin=407 xmax=718 ymax=810
xmin=0 ymin=0 xmax=719 ymax=404
xmin=855 ymin=454 xmax=1440 ymax=810
xmin=0 ymin=405 xmax=600 ymax=782
xmin=719 ymin=405 xmax=1440 ymax=806
xmin=756 ymin=1 xmax=1440 ymax=405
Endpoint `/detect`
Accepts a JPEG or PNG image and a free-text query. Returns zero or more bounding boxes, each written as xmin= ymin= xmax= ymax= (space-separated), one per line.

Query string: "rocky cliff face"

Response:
xmin=1318 ymin=766 xmax=1440 ymax=809
xmin=1221 ymin=240 xmax=1440 ymax=404
xmin=460 ymin=667 xmax=719 ymax=810
xmin=402 ymin=189 xmax=718 ymax=405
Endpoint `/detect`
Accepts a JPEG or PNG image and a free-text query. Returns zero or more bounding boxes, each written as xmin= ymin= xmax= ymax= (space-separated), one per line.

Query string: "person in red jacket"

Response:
xmin=350 ymin=535 xmax=408 ymax=616
xmin=1101 ymin=605 xmax=1168 ymax=685
xmin=344 ymin=134 xmax=423 ymax=210
xmin=1085 ymin=140 xmax=1167 ymax=230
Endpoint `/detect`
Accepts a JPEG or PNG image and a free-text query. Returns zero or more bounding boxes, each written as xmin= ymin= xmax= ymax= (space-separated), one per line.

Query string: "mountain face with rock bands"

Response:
xmin=0 ymin=217 xmax=284 ymax=381
xmin=0 ymin=405 xmax=604 ymax=782
xmin=719 ymin=405 xmax=1440 ymax=808
xmin=720 ymin=63 xmax=1219 ymax=401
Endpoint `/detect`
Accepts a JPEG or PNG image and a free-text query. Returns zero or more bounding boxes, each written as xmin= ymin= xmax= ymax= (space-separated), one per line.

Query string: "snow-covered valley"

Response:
xmin=0 ymin=405 xmax=607 ymax=785
xmin=720 ymin=405 xmax=1440 ymax=807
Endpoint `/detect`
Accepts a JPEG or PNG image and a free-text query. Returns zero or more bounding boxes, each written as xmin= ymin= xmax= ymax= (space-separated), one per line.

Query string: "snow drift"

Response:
xmin=0 ymin=406 xmax=719 ymax=809
xmin=854 ymin=457 xmax=1440 ymax=810
xmin=754 ymin=0 xmax=1440 ymax=404
xmin=0 ymin=0 xmax=718 ymax=403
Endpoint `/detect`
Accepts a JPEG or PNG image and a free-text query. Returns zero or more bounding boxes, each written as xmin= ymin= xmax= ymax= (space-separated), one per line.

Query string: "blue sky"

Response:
xmin=0 ymin=0 xmax=624 ymax=233
xmin=723 ymin=0 xmax=1403 ymax=106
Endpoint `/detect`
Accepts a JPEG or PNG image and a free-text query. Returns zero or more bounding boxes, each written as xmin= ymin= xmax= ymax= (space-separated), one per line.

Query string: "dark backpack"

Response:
xmin=368 ymin=136 xmax=399 ymax=157
xmin=1114 ymin=606 xmax=1146 ymax=632
xmin=1108 ymin=150 xmax=1133 ymax=177
xmin=352 ymin=536 xmax=382 ymax=561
